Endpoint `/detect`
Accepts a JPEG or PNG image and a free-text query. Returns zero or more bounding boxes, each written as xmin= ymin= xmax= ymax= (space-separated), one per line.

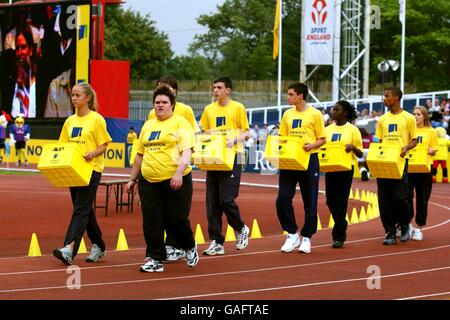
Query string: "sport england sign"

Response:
xmin=304 ymin=0 xmax=335 ymax=65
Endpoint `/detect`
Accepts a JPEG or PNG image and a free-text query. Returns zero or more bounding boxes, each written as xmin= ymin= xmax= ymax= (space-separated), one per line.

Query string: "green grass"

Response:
xmin=0 ymin=169 xmax=40 ymax=176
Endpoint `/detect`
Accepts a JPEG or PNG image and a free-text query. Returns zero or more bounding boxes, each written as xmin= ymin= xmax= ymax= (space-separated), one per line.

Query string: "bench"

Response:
xmin=94 ymin=179 xmax=136 ymax=217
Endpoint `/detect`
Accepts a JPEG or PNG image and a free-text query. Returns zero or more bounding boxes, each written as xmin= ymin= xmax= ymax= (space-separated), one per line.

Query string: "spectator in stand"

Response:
xmin=425 ymin=99 xmax=432 ymax=112
xmin=321 ymin=108 xmax=331 ymax=126
xmin=358 ymin=108 xmax=369 ymax=120
xmin=252 ymin=124 xmax=259 ymax=149
xmin=258 ymin=123 xmax=268 ymax=151
xmin=369 ymin=110 xmax=379 ymax=122
xmin=269 ymin=122 xmax=280 ymax=136
xmin=430 ymin=98 xmax=444 ymax=128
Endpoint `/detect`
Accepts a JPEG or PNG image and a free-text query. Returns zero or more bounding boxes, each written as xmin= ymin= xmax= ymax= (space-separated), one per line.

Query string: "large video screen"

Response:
xmin=0 ymin=1 xmax=90 ymax=119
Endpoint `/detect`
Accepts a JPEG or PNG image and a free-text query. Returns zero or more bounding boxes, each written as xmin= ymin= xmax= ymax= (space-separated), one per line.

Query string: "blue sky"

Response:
xmin=122 ymin=0 xmax=225 ymax=56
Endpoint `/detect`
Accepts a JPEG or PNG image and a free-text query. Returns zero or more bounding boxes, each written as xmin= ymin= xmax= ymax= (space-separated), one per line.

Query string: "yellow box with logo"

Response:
xmin=264 ymin=136 xmax=310 ymax=170
xmin=192 ymin=135 xmax=236 ymax=171
xmin=366 ymin=143 xmax=405 ymax=179
xmin=407 ymin=147 xmax=432 ymax=173
xmin=319 ymin=144 xmax=353 ymax=172
xmin=37 ymin=143 xmax=93 ymax=187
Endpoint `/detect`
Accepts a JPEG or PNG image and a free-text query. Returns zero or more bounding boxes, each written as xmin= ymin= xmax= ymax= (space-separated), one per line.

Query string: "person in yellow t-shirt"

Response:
xmin=432 ymin=127 xmax=449 ymax=183
xmin=277 ymin=83 xmax=326 ymax=254
xmin=147 ymin=75 xmax=200 ymax=133
xmin=407 ymin=106 xmax=438 ymax=241
xmin=147 ymin=76 xmax=200 ymax=262
xmin=375 ymin=87 xmax=418 ymax=245
xmin=200 ymin=76 xmax=250 ymax=256
xmin=127 ymin=127 xmax=138 ymax=144
xmin=323 ymin=100 xmax=363 ymax=249
xmin=125 ymin=86 xmax=198 ymax=272
xmin=52 ymin=83 xmax=112 ymax=266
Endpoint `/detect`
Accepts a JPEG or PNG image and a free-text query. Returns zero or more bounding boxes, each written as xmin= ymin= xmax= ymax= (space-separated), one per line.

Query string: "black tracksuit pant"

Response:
xmin=325 ymin=167 xmax=354 ymax=242
xmin=206 ymin=155 xmax=245 ymax=245
xmin=138 ymin=173 xmax=195 ymax=261
xmin=276 ymin=153 xmax=320 ymax=239
xmin=407 ymin=172 xmax=433 ymax=227
xmin=65 ymin=171 xmax=105 ymax=257
xmin=376 ymin=165 xmax=410 ymax=236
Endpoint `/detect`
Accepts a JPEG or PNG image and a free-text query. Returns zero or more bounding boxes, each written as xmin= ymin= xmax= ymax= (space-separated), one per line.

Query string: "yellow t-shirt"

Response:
xmin=415 ymin=127 xmax=439 ymax=151
xmin=148 ymin=102 xmax=200 ymax=133
xmin=200 ymin=99 xmax=250 ymax=153
xmin=376 ymin=110 xmax=417 ymax=148
xmin=324 ymin=122 xmax=363 ymax=160
xmin=279 ymin=106 xmax=326 ymax=153
xmin=59 ymin=111 xmax=112 ymax=173
xmin=127 ymin=132 xmax=137 ymax=144
xmin=137 ymin=114 xmax=194 ymax=183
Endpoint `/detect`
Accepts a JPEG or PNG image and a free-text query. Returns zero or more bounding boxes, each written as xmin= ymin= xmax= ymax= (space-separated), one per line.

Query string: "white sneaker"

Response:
xmin=281 ymin=233 xmax=300 ymax=252
xmin=299 ymin=237 xmax=311 ymax=254
xmin=408 ymin=224 xmax=414 ymax=238
xmin=412 ymin=228 xmax=423 ymax=241
xmin=235 ymin=225 xmax=250 ymax=250
xmin=202 ymin=240 xmax=225 ymax=256
xmin=85 ymin=244 xmax=105 ymax=262
xmin=186 ymin=245 xmax=199 ymax=267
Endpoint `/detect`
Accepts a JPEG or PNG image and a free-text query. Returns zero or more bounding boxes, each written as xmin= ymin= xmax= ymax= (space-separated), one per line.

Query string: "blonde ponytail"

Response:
xmin=76 ymin=82 xmax=98 ymax=111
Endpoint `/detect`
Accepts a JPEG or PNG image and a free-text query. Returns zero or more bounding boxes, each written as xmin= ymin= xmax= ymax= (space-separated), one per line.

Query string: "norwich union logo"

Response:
xmin=331 ymin=133 xmax=342 ymax=142
xmin=149 ymin=131 xmax=161 ymax=141
xmin=388 ymin=124 xmax=398 ymax=133
xmin=216 ymin=117 xmax=226 ymax=127
xmin=71 ymin=127 xmax=83 ymax=138
xmin=292 ymin=119 xmax=302 ymax=129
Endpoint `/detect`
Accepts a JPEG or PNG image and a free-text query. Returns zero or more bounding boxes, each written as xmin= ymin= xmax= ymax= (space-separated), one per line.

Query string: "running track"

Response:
xmin=0 ymin=168 xmax=449 ymax=300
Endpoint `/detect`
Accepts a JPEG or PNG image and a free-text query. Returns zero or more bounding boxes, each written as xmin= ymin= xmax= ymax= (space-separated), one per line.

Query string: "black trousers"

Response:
xmin=276 ymin=153 xmax=320 ymax=239
xmin=325 ymin=168 xmax=354 ymax=242
xmin=206 ymin=155 xmax=245 ymax=245
xmin=407 ymin=172 xmax=433 ymax=227
xmin=138 ymin=172 xmax=195 ymax=261
xmin=376 ymin=165 xmax=410 ymax=235
xmin=65 ymin=171 xmax=105 ymax=257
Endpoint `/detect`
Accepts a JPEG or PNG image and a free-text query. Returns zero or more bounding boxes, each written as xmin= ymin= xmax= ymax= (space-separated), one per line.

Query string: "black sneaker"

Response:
xmin=400 ymin=225 xmax=410 ymax=242
xmin=361 ymin=170 xmax=369 ymax=181
xmin=332 ymin=240 xmax=344 ymax=248
xmin=383 ymin=233 xmax=397 ymax=245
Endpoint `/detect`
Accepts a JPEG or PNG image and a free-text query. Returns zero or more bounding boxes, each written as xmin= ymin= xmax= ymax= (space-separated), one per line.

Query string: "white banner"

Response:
xmin=304 ymin=0 xmax=335 ymax=65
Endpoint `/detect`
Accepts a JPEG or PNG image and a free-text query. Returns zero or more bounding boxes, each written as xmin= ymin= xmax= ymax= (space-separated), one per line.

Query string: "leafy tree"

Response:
xmin=104 ymin=6 xmax=173 ymax=79
xmin=371 ymin=0 xmax=450 ymax=91
xmin=166 ymin=55 xmax=215 ymax=80
xmin=190 ymin=0 xmax=302 ymax=80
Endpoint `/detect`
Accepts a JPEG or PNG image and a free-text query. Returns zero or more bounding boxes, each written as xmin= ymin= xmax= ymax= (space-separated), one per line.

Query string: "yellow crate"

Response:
xmin=433 ymin=138 xmax=449 ymax=161
xmin=129 ymin=139 xmax=139 ymax=166
xmin=37 ymin=143 xmax=93 ymax=187
xmin=407 ymin=147 xmax=432 ymax=173
xmin=366 ymin=143 xmax=406 ymax=179
xmin=319 ymin=144 xmax=352 ymax=172
xmin=264 ymin=136 xmax=310 ymax=170
xmin=192 ymin=135 xmax=236 ymax=171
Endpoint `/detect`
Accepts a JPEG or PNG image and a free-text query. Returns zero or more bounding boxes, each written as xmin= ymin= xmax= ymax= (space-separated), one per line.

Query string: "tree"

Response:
xmin=370 ymin=0 xmax=450 ymax=91
xmin=166 ymin=55 xmax=215 ymax=80
xmin=189 ymin=0 xmax=302 ymax=80
xmin=104 ymin=6 xmax=173 ymax=79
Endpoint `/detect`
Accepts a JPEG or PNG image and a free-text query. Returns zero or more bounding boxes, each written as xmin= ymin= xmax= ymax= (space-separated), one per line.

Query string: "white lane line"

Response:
xmin=0 ymin=245 xmax=448 ymax=294
xmin=160 ymin=266 xmax=450 ymax=300
xmin=396 ymin=291 xmax=450 ymax=300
